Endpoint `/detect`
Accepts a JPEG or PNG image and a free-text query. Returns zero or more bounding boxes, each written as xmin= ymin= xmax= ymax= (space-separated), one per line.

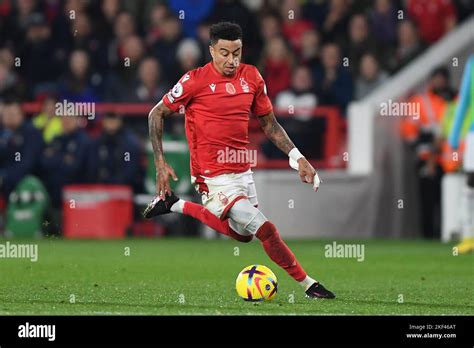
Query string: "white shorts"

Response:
xmin=192 ymin=169 xmax=258 ymax=220
xmin=464 ymin=131 xmax=474 ymax=172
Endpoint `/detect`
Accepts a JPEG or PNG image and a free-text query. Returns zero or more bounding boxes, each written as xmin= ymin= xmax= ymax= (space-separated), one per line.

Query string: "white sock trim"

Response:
xmin=299 ymin=275 xmax=317 ymax=290
xmin=170 ymin=199 xmax=185 ymax=214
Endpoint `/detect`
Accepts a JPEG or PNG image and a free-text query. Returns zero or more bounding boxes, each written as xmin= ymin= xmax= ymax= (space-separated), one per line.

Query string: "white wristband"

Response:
xmin=288 ymin=148 xmax=304 ymax=162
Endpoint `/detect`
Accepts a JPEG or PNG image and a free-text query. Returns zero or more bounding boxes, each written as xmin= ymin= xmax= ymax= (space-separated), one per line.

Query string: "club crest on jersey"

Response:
xmin=218 ymin=192 xmax=229 ymax=205
xmin=240 ymin=78 xmax=250 ymax=93
xmin=225 ymin=83 xmax=236 ymax=95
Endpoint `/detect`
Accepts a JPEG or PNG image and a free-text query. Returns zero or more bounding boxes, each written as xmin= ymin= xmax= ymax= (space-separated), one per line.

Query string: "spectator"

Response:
xmin=176 ymin=38 xmax=202 ymax=77
xmin=299 ymin=29 xmax=322 ymax=70
xmin=408 ymin=0 xmax=457 ymax=44
xmin=130 ymin=57 xmax=168 ymax=103
xmin=207 ymin=0 xmax=260 ymax=64
xmin=106 ymin=11 xmax=137 ymax=70
xmin=40 ymin=116 xmax=90 ymax=207
xmin=105 ymin=36 xmax=145 ymax=102
xmin=96 ymin=0 xmax=122 ymax=44
xmin=87 ymin=112 xmax=144 ymax=193
xmin=145 ymin=3 xmax=169 ymax=47
xmin=321 ymin=0 xmax=351 ymax=44
xmin=0 ymin=48 xmax=27 ymax=101
xmin=301 ymin=0 xmax=330 ymax=29
xmin=388 ymin=19 xmax=424 ymax=73
xmin=267 ymin=65 xmax=324 ymax=160
xmin=2 ymin=0 xmax=40 ymax=46
xmin=400 ymin=67 xmax=456 ymax=239
xmin=168 ymin=0 xmax=215 ymax=38
xmin=259 ymin=36 xmax=293 ymax=100
xmin=196 ymin=20 xmax=213 ymax=65
xmin=368 ymin=0 xmax=398 ymax=45
xmin=312 ymin=43 xmax=353 ymax=112
xmin=52 ymin=0 xmax=90 ymax=64
xmin=32 ymin=95 xmax=63 ymax=143
xmin=280 ymin=0 xmax=315 ymax=53
xmin=152 ymin=14 xmax=183 ymax=83
xmin=355 ymin=53 xmax=389 ymax=100
xmin=344 ymin=13 xmax=378 ymax=75
xmin=259 ymin=11 xmax=282 ymax=43
xmin=67 ymin=13 xmax=106 ymax=71
xmin=0 ymin=99 xmax=44 ymax=198
xmin=402 ymin=67 xmax=455 ymax=145
xmin=18 ymin=13 xmax=61 ymax=98
xmin=275 ymin=65 xmax=317 ymax=120
xmin=58 ymin=50 xmax=100 ymax=103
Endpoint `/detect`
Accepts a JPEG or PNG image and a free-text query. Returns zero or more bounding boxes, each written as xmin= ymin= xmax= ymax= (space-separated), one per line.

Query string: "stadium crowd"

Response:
xmin=0 ymin=0 xmax=468 ymax=106
xmin=0 ymin=0 xmax=472 ymax=237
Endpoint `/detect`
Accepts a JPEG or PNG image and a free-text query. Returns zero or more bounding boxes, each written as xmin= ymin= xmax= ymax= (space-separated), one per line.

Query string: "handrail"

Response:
xmin=22 ymin=102 xmax=346 ymax=169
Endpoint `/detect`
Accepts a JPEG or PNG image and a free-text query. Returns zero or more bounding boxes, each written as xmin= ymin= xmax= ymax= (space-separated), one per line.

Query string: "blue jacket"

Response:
xmin=312 ymin=66 xmax=354 ymax=112
xmin=40 ymin=129 xmax=90 ymax=206
xmin=168 ymin=0 xmax=214 ymax=37
xmin=0 ymin=121 xmax=44 ymax=197
xmin=87 ymin=129 xmax=144 ymax=193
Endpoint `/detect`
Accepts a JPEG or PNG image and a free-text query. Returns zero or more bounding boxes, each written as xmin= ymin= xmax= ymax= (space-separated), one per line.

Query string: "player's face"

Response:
xmin=210 ymin=39 xmax=242 ymax=76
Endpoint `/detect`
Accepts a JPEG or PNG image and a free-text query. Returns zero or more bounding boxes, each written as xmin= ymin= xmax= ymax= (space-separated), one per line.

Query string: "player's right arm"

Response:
xmin=149 ymin=71 xmax=195 ymax=198
xmin=148 ymin=101 xmax=178 ymax=199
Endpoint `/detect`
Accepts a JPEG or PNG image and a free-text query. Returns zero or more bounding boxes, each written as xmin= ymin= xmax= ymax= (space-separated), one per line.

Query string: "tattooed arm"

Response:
xmin=148 ymin=101 xmax=178 ymax=198
xmin=257 ymin=111 xmax=317 ymax=184
xmin=257 ymin=111 xmax=296 ymax=155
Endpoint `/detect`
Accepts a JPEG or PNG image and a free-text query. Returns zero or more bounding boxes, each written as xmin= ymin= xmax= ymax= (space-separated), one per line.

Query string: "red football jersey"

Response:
xmin=162 ymin=62 xmax=273 ymax=179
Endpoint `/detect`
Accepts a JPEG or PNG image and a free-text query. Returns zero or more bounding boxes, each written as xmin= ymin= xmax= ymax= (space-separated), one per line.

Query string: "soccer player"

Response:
xmin=145 ymin=22 xmax=335 ymax=299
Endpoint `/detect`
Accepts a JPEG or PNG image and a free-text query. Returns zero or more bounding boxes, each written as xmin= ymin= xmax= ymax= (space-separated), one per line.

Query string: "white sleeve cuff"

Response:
xmin=288 ymin=148 xmax=304 ymax=162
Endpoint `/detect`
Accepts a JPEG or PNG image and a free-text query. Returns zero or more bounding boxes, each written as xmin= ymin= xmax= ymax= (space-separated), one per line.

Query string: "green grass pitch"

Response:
xmin=0 ymin=238 xmax=472 ymax=315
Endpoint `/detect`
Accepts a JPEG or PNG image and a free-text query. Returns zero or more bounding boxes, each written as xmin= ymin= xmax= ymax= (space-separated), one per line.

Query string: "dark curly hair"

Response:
xmin=209 ymin=22 xmax=242 ymax=45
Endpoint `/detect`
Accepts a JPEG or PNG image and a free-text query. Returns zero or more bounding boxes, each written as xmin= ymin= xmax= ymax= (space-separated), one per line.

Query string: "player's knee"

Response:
xmin=467 ymin=172 xmax=474 ymax=188
xmin=228 ymin=199 xmax=268 ymax=235
xmin=227 ymin=219 xmax=254 ymax=243
xmin=236 ymin=233 xmax=253 ymax=243
xmin=255 ymin=221 xmax=278 ymax=242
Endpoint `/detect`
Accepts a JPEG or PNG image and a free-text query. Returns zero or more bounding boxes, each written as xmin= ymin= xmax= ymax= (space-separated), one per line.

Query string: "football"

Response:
xmin=235 ymin=265 xmax=278 ymax=301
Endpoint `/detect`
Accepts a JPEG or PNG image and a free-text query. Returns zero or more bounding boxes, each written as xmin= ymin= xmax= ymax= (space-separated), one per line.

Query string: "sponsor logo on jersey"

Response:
xmin=225 ymin=83 xmax=236 ymax=95
xmin=209 ymin=83 xmax=216 ymax=92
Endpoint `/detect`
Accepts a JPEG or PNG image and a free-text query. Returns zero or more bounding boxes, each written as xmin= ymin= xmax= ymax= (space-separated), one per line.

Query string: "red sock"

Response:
xmin=256 ymin=221 xmax=307 ymax=282
xmin=183 ymin=201 xmax=252 ymax=243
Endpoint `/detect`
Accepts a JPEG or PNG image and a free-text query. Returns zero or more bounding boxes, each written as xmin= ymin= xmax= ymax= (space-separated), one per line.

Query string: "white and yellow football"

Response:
xmin=236 ymin=265 xmax=278 ymax=301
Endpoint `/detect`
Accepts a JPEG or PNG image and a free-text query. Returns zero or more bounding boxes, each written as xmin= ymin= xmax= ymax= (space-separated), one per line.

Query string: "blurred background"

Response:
xmin=0 ymin=0 xmax=472 ymax=241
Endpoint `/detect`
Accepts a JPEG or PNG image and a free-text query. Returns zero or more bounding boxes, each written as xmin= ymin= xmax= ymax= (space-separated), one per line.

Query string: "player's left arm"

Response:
xmin=257 ymin=111 xmax=316 ymax=184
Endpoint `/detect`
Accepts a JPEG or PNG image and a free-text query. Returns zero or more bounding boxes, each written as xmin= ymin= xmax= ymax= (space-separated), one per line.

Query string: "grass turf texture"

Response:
xmin=0 ymin=238 xmax=472 ymax=315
